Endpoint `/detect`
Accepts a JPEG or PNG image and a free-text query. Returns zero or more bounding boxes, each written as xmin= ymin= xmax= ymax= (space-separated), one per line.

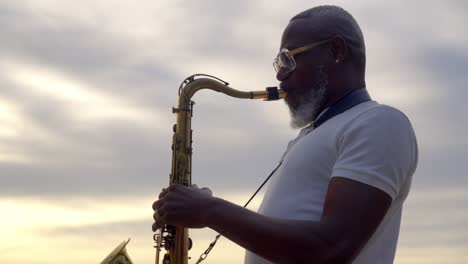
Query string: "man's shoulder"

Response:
xmin=345 ymin=102 xmax=413 ymax=129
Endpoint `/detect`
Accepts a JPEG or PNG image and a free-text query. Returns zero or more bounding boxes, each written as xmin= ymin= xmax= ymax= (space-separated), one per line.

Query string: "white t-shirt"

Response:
xmin=244 ymin=101 xmax=418 ymax=264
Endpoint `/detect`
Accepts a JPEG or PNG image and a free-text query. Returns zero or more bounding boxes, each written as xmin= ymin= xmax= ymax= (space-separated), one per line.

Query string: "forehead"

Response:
xmin=280 ymin=19 xmax=321 ymax=49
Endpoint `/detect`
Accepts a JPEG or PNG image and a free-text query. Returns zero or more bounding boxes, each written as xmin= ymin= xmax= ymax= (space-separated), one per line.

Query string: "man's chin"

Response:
xmin=289 ymin=113 xmax=314 ymax=129
xmin=285 ymin=91 xmax=325 ymax=129
xmin=290 ymin=120 xmax=305 ymax=130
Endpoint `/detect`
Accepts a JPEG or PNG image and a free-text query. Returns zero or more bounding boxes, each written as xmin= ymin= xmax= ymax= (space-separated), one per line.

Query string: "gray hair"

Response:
xmin=291 ymin=5 xmax=366 ymax=71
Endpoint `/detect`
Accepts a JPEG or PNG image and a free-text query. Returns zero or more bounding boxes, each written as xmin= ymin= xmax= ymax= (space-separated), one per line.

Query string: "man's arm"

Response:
xmin=153 ymin=177 xmax=391 ymax=263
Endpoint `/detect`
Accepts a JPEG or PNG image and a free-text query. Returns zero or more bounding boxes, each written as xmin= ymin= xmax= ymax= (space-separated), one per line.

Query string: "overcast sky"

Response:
xmin=1 ymin=1 xmax=467 ymax=263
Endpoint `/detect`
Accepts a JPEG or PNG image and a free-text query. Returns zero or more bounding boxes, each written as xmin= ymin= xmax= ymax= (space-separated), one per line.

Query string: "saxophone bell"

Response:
xmin=100 ymin=238 xmax=133 ymax=264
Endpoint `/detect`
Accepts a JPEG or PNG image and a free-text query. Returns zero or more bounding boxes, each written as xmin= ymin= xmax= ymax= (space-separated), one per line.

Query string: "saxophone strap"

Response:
xmin=197 ymin=88 xmax=371 ymax=263
xmin=195 ymin=162 xmax=282 ymax=264
xmin=313 ymin=88 xmax=371 ymax=129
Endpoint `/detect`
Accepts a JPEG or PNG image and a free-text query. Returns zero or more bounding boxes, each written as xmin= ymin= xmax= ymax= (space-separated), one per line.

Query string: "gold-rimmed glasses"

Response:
xmin=273 ymin=39 xmax=331 ymax=73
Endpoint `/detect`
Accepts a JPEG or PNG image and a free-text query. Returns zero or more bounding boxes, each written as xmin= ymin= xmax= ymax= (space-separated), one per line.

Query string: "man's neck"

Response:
xmin=323 ymin=77 xmax=366 ymax=109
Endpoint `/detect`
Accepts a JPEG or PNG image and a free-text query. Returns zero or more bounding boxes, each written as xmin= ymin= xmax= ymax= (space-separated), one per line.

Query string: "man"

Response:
xmin=152 ymin=5 xmax=418 ymax=264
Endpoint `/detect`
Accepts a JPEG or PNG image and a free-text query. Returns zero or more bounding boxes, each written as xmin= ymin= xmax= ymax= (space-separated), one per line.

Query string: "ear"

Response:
xmin=330 ymin=36 xmax=348 ymax=63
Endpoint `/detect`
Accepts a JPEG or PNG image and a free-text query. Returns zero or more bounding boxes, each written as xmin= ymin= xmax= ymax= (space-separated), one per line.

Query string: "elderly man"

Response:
xmin=152 ymin=5 xmax=418 ymax=264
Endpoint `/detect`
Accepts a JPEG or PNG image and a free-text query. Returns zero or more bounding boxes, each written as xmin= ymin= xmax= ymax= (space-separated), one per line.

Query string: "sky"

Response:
xmin=0 ymin=0 xmax=467 ymax=263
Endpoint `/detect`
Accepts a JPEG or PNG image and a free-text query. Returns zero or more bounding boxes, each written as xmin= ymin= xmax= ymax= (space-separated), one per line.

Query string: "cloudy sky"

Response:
xmin=1 ymin=0 xmax=467 ymax=263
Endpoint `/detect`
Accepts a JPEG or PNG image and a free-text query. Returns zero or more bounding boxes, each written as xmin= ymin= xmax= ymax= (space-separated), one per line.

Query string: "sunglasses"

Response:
xmin=273 ymin=39 xmax=331 ymax=74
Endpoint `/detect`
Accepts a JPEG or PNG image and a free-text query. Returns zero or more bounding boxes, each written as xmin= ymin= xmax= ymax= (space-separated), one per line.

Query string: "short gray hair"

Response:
xmin=291 ymin=5 xmax=366 ymax=71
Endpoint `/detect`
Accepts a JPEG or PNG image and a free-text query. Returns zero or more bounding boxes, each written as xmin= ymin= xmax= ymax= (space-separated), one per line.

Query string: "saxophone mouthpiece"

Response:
xmin=265 ymin=86 xmax=287 ymax=101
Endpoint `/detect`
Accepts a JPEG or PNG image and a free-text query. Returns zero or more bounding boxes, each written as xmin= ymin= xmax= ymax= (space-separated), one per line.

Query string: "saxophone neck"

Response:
xmin=178 ymin=74 xmax=286 ymax=104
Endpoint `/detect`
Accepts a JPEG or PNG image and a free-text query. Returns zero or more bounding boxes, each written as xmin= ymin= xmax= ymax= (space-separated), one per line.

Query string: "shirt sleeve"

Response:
xmin=331 ymin=106 xmax=418 ymax=199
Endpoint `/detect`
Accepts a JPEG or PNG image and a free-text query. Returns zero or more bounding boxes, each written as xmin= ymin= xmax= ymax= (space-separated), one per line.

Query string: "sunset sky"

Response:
xmin=1 ymin=0 xmax=467 ymax=263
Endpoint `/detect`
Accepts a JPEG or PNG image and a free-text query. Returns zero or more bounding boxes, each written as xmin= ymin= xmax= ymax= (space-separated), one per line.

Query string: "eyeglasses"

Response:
xmin=273 ymin=39 xmax=331 ymax=74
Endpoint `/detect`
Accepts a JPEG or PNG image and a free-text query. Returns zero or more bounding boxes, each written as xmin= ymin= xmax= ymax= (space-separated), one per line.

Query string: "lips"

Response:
xmin=281 ymin=83 xmax=300 ymax=110
xmin=283 ymin=89 xmax=295 ymax=110
xmin=279 ymin=82 xmax=289 ymax=92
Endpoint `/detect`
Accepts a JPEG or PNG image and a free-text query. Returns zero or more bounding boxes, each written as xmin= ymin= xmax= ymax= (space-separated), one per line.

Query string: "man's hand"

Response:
xmin=152 ymin=184 xmax=214 ymax=231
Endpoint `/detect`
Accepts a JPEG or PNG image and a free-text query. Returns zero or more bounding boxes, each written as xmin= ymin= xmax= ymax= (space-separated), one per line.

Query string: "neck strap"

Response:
xmin=313 ymin=88 xmax=371 ymax=129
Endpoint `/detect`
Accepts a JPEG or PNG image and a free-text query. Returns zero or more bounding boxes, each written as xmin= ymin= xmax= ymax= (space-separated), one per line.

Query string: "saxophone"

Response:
xmin=101 ymin=74 xmax=286 ymax=264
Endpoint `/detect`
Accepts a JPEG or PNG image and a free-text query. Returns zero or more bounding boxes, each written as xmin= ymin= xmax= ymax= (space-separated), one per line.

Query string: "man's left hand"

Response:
xmin=152 ymin=184 xmax=215 ymax=231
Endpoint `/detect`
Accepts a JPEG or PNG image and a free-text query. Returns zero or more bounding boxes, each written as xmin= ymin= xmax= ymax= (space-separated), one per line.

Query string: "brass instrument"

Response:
xmin=100 ymin=238 xmax=133 ymax=264
xmin=101 ymin=74 xmax=285 ymax=264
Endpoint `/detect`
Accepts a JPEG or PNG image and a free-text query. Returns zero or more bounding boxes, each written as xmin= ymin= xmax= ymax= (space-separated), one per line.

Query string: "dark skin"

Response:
xmin=278 ymin=19 xmax=366 ymax=114
xmin=153 ymin=18 xmax=391 ymax=263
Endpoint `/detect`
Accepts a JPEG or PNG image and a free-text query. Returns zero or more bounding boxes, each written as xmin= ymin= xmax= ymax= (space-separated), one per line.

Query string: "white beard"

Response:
xmin=286 ymin=65 xmax=329 ymax=129
xmin=288 ymin=84 xmax=328 ymax=129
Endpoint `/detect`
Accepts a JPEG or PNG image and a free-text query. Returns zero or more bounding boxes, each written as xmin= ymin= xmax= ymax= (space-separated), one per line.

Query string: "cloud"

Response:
xmin=0 ymin=0 xmax=467 ymax=197
xmin=0 ymin=0 xmax=295 ymax=197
